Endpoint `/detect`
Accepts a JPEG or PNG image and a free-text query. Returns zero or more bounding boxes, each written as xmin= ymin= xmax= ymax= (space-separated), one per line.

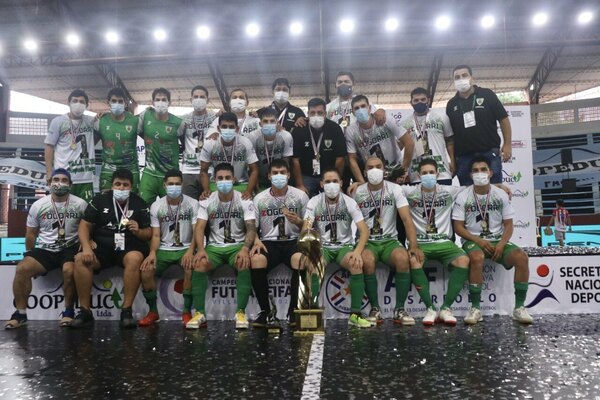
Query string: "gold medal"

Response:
xmin=70 ymin=143 xmax=77 ymax=150
xmin=340 ymin=119 xmax=348 ymax=128
xmin=121 ymin=218 xmax=130 ymax=226
xmin=58 ymin=228 xmax=65 ymax=237
xmin=281 ymin=206 xmax=289 ymax=213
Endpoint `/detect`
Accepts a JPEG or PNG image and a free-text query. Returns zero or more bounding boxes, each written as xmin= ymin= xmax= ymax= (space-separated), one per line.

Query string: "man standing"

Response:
xmin=44 ymin=89 xmax=96 ymax=202
xmin=96 ymin=88 xmax=140 ymax=192
xmin=5 ymin=169 xmax=87 ymax=329
xmin=70 ymin=169 xmax=152 ymax=329
xmin=546 ymin=199 xmax=572 ymax=247
xmin=139 ymin=169 xmax=199 ymax=326
xmin=229 ymin=88 xmax=260 ymax=136
xmin=257 ymin=78 xmax=306 ymax=133
xmin=446 ymin=65 xmax=511 ymax=186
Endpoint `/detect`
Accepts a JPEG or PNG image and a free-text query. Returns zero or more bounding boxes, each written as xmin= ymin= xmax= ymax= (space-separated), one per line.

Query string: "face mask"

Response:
xmin=51 ymin=182 xmax=70 ymax=196
xmin=110 ymin=103 xmax=125 ymax=116
xmin=472 ymin=172 xmax=490 ymax=186
xmin=309 ymin=116 xmax=325 ymax=129
xmin=113 ymin=189 xmax=130 ymax=202
xmin=70 ymin=102 xmax=86 ymax=117
xmin=337 ymin=85 xmax=353 ymax=97
xmin=166 ymin=185 xmax=182 ymax=199
xmin=421 ymin=174 xmax=437 ymax=189
xmin=412 ymin=102 xmax=428 ymax=114
xmin=273 ymin=91 xmax=289 ymax=104
xmin=454 ymin=78 xmax=471 ymax=93
xmin=271 ymin=174 xmax=288 ymax=189
xmin=154 ymin=101 xmax=169 ymax=114
xmin=220 ymin=128 xmax=236 ymax=143
xmin=261 ymin=123 xmax=277 ymax=137
xmin=192 ymin=98 xmax=207 ymax=111
xmin=366 ymin=168 xmax=384 ymax=185
xmin=324 ymin=182 xmax=341 ymax=199
xmin=217 ymin=180 xmax=234 ymax=194
xmin=230 ymin=99 xmax=247 ymax=113
xmin=354 ymin=108 xmax=370 ymax=123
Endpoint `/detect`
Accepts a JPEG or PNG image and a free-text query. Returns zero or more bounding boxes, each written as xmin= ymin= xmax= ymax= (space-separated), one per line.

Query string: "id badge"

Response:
xmin=463 ymin=111 xmax=476 ymax=128
xmin=114 ymin=233 xmax=125 ymax=251
xmin=312 ymin=159 xmax=320 ymax=176
xmin=414 ymin=139 xmax=425 ymax=157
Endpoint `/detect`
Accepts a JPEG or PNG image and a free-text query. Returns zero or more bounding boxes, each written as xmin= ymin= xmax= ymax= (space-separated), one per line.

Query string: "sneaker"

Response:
xmin=235 ymin=310 xmax=249 ymax=329
xmin=138 ymin=311 xmax=160 ymax=327
xmin=69 ymin=309 xmax=94 ymax=329
xmin=266 ymin=314 xmax=282 ymax=332
xmin=422 ymin=307 xmax=437 ymax=326
xmin=59 ymin=309 xmax=75 ymax=327
xmin=186 ymin=311 xmax=207 ymax=330
xmin=120 ymin=309 xmax=137 ymax=329
xmin=349 ymin=313 xmax=372 ymax=328
xmin=464 ymin=307 xmax=483 ymax=325
xmin=366 ymin=307 xmax=383 ymax=326
xmin=393 ymin=309 xmax=415 ymax=326
xmin=182 ymin=312 xmax=192 ymax=326
xmin=5 ymin=311 xmax=27 ymax=330
xmin=252 ymin=311 xmax=269 ymax=328
xmin=512 ymin=307 xmax=533 ymax=324
xmin=438 ymin=308 xmax=457 ymax=326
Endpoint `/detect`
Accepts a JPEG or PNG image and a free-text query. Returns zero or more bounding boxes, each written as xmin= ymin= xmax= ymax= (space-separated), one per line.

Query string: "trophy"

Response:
xmin=294 ymin=218 xmax=325 ymax=336
xmin=173 ymin=223 xmax=183 ymax=247
xmin=371 ymin=214 xmax=383 ymax=236
xmin=480 ymin=215 xmax=492 ymax=237
xmin=266 ymin=295 xmax=282 ymax=334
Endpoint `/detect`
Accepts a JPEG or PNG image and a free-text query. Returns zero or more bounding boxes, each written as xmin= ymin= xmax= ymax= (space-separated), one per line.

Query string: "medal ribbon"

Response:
xmin=113 ymin=197 xmax=130 ymax=233
xmin=276 ymin=105 xmax=288 ymax=126
xmin=367 ymin=183 xmax=386 ymax=226
xmin=51 ymin=195 xmax=70 ymax=236
xmin=218 ymin=194 xmax=236 ymax=236
xmin=324 ymin=195 xmax=340 ymax=242
xmin=166 ymin=197 xmax=182 ymax=241
xmin=473 ymin=188 xmax=491 ymax=230
xmin=69 ymin=118 xmax=83 ymax=147
xmin=421 ymin=187 xmax=437 ymax=227
xmin=269 ymin=187 xmax=288 ymax=210
xmin=413 ymin=111 xmax=430 ymax=142
xmin=263 ymin=136 xmax=278 ymax=166
xmin=308 ymin=126 xmax=324 ymax=161
xmin=221 ymin=137 xmax=237 ymax=165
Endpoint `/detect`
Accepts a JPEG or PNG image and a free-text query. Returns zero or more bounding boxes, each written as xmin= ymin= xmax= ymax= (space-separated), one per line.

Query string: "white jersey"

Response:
xmin=238 ymin=114 xmax=261 ymax=136
xmin=253 ymin=186 xmax=309 ymax=241
xmin=304 ymin=193 xmax=364 ymax=248
xmin=197 ymin=191 xmax=255 ymax=247
xmin=150 ymin=195 xmax=200 ymax=250
xmin=26 ymin=194 xmax=88 ymax=252
xmin=403 ymin=184 xmax=464 ymax=243
xmin=181 ymin=111 xmax=219 ymax=174
xmin=353 ymin=181 xmax=408 ymax=241
xmin=199 ymin=136 xmax=259 ymax=183
xmin=452 ymin=185 xmax=514 ymax=242
xmin=45 ymin=114 xmax=96 ymax=184
xmin=345 ymin=113 xmax=403 ymax=165
xmin=246 ymin=129 xmax=293 ymax=185
xmin=400 ymin=109 xmax=454 ymax=183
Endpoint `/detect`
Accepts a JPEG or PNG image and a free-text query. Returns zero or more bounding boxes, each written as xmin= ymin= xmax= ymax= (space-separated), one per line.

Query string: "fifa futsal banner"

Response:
xmin=0 ymin=158 xmax=47 ymax=190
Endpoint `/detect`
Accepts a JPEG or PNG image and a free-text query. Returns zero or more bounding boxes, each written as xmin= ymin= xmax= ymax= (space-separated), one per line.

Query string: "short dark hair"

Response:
xmin=218 ymin=112 xmax=238 ymax=126
xmin=215 ymin=163 xmax=235 ymax=176
xmin=351 ymin=95 xmax=369 ymax=108
xmin=308 ymin=97 xmax=326 ymax=109
xmin=410 ymin=87 xmax=429 ymax=99
xmin=68 ymin=89 xmax=89 ymax=105
xmin=191 ymin=85 xmax=209 ymax=97
xmin=112 ymin=168 xmax=133 ymax=184
xmin=272 ymin=78 xmax=290 ymax=91
xmin=336 ymin=71 xmax=355 ymax=83
xmin=470 ymin=155 xmax=492 ymax=171
xmin=260 ymin=107 xmax=278 ymax=120
xmin=321 ymin=167 xmax=341 ymax=181
xmin=163 ymin=169 xmax=183 ymax=182
xmin=556 ymin=199 xmax=564 ymax=206
xmin=152 ymin=87 xmax=171 ymax=102
xmin=269 ymin=159 xmax=289 ymax=173
xmin=230 ymin=88 xmax=249 ymax=102
xmin=453 ymin=65 xmax=473 ymax=76
xmin=418 ymin=158 xmax=438 ymax=173
xmin=107 ymin=87 xmax=127 ymax=102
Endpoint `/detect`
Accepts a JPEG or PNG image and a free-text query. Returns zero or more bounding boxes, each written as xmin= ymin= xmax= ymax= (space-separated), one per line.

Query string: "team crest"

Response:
xmin=288 ymin=112 xmax=295 ymax=119
xmin=166 ymin=126 xmax=172 ymax=134
xmin=103 ymin=208 xmax=109 ymax=214
xmin=476 ymin=98 xmax=484 ymax=106
xmin=125 ymin=125 xmax=132 ymax=133
xmin=324 ymin=140 xmax=332 ymax=148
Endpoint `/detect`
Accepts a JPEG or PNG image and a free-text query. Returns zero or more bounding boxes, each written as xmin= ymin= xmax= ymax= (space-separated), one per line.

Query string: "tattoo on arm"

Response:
xmin=244 ymin=221 xmax=257 ymax=249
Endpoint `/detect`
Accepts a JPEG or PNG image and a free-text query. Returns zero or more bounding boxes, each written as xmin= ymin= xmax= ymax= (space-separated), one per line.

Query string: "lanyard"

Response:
xmin=421 ymin=188 xmax=437 ymax=226
xmin=276 ymin=105 xmax=288 ymax=126
xmin=324 ymin=196 xmax=340 ymax=229
xmin=113 ymin=198 xmax=130 ymax=232
xmin=51 ymin=196 xmax=70 ymax=233
xmin=458 ymin=95 xmax=477 ymax=113
xmin=239 ymin=116 xmax=248 ymax=134
xmin=221 ymin=138 xmax=237 ymax=165
xmin=358 ymin=123 xmax=373 ymax=148
xmin=413 ymin=111 xmax=430 ymax=140
xmin=69 ymin=118 xmax=83 ymax=145
xmin=192 ymin=114 xmax=207 ymax=135
xmin=367 ymin=183 xmax=386 ymax=221
xmin=166 ymin=197 xmax=182 ymax=225
xmin=473 ymin=188 xmax=491 ymax=227
xmin=269 ymin=187 xmax=288 ymax=210
xmin=263 ymin=136 xmax=278 ymax=166
xmin=308 ymin=126 xmax=323 ymax=160
xmin=218 ymin=195 xmax=236 ymax=231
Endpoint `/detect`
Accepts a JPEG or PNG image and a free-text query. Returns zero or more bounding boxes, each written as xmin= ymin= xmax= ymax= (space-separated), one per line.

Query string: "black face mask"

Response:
xmin=337 ymin=85 xmax=353 ymax=97
xmin=412 ymin=102 xmax=428 ymax=114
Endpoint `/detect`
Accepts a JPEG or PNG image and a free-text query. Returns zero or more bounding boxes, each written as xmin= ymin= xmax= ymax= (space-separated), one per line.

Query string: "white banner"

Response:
xmin=0 ymin=158 xmax=47 ymax=189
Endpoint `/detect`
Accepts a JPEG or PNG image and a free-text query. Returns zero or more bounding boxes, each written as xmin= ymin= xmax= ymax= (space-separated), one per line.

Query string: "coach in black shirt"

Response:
xmin=257 ymin=77 xmax=306 ymax=133
xmin=292 ymin=98 xmax=346 ymax=197
xmin=446 ymin=65 xmax=511 ymax=185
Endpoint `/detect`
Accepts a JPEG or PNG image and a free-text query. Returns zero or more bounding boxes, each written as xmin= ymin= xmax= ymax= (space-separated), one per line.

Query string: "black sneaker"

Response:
xmin=69 ymin=309 xmax=95 ymax=329
xmin=252 ymin=310 xmax=269 ymax=328
xmin=266 ymin=314 xmax=281 ymax=330
xmin=5 ymin=311 xmax=27 ymax=330
xmin=120 ymin=309 xmax=137 ymax=329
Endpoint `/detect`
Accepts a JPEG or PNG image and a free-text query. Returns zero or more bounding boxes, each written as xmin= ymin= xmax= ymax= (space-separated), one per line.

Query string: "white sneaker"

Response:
xmin=393 ymin=309 xmax=415 ymax=326
xmin=422 ymin=307 xmax=437 ymax=326
xmin=464 ymin=307 xmax=483 ymax=325
xmin=186 ymin=311 xmax=207 ymax=330
xmin=438 ymin=308 xmax=457 ymax=326
xmin=235 ymin=310 xmax=249 ymax=329
xmin=512 ymin=307 xmax=533 ymax=324
xmin=366 ymin=308 xmax=383 ymax=326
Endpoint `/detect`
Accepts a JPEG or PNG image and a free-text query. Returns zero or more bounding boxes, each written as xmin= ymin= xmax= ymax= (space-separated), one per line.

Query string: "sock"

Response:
xmin=182 ymin=289 xmax=193 ymax=313
xmin=143 ymin=290 xmax=158 ymax=313
xmin=236 ymin=269 xmax=252 ymax=310
xmin=514 ymin=282 xmax=529 ymax=308
xmin=395 ymin=272 xmax=411 ymax=310
xmin=192 ymin=271 xmax=208 ymax=314
xmin=288 ymin=269 xmax=299 ymax=317
xmin=311 ymin=273 xmax=321 ymax=307
xmin=251 ymin=268 xmax=270 ymax=313
xmin=411 ymin=268 xmax=434 ymax=309
xmin=442 ymin=268 xmax=469 ymax=309
xmin=469 ymin=284 xmax=482 ymax=309
xmin=364 ymin=273 xmax=379 ymax=308
xmin=350 ymin=274 xmax=365 ymax=313
xmin=17 ymin=309 xmax=26 ymax=315
xmin=63 ymin=308 xmax=75 ymax=318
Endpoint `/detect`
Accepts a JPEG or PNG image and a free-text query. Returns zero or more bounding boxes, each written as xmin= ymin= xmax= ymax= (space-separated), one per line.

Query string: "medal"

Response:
xmin=58 ymin=228 xmax=66 ymax=237
xmin=121 ymin=218 xmax=129 ymax=226
xmin=340 ymin=119 xmax=348 ymax=128
xmin=51 ymin=196 xmax=70 ymax=245
xmin=281 ymin=206 xmax=289 ymax=213
xmin=481 ymin=220 xmax=488 ymax=231
xmin=70 ymin=143 xmax=77 ymax=150
xmin=173 ymin=223 xmax=183 ymax=247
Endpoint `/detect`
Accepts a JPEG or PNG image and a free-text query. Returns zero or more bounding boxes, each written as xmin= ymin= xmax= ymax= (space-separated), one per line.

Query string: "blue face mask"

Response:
xmin=111 ymin=103 xmax=125 ymax=116
xmin=412 ymin=102 xmax=428 ymax=114
xmin=113 ymin=189 xmax=130 ymax=202
xmin=354 ymin=108 xmax=370 ymax=123
xmin=216 ymin=180 xmax=234 ymax=194
xmin=271 ymin=174 xmax=288 ymax=189
xmin=220 ymin=128 xmax=236 ymax=143
xmin=166 ymin=185 xmax=182 ymax=199
xmin=261 ymin=123 xmax=277 ymax=137
xmin=421 ymin=174 xmax=437 ymax=189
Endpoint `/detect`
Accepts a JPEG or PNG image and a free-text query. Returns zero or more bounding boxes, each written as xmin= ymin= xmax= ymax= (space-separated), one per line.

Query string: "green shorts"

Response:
xmin=322 ymin=244 xmax=354 ymax=265
xmin=155 ymin=248 xmax=188 ymax=277
xmin=100 ymin=166 xmax=140 ymax=193
xmin=205 ymin=243 xmax=244 ymax=269
xmin=365 ymin=239 xmax=403 ymax=265
xmin=71 ymin=183 xmax=94 ymax=203
xmin=208 ymin=182 xmax=249 ymax=194
xmin=139 ymin=173 xmax=166 ymax=204
xmin=419 ymin=240 xmax=467 ymax=268
xmin=462 ymin=240 xmax=521 ymax=269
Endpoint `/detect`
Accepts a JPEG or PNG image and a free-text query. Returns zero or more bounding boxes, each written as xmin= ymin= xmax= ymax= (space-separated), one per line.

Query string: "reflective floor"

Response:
xmin=0 ymin=315 xmax=598 ymax=399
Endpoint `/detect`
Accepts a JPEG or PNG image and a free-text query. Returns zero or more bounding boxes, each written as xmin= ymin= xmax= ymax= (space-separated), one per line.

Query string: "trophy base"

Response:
xmin=293 ymin=309 xmax=325 ymax=336
xmin=267 ymin=324 xmax=282 ymax=334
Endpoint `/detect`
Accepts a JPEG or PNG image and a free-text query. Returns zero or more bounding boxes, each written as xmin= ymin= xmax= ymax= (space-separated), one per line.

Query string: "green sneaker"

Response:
xmin=349 ymin=313 xmax=372 ymax=328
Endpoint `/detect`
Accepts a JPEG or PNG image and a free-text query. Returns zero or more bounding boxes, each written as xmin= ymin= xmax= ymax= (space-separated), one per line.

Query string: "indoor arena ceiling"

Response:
xmin=0 ymin=0 xmax=600 ymax=112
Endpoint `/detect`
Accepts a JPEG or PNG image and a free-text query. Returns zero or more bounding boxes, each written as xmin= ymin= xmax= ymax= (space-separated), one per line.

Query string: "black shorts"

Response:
xmin=25 ymin=244 xmax=79 ymax=274
xmin=260 ymin=240 xmax=299 ymax=271
xmin=93 ymin=245 xmax=149 ymax=270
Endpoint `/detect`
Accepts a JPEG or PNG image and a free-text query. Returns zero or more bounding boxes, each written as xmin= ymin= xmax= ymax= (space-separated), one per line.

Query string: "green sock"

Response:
xmin=350 ymin=274 xmax=365 ymax=313
xmin=182 ymin=288 xmax=193 ymax=313
xmin=143 ymin=290 xmax=158 ymax=313
xmin=311 ymin=273 xmax=321 ymax=307
xmin=395 ymin=272 xmax=411 ymax=310
xmin=411 ymin=268 xmax=434 ymax=309
xmin=514 ymin=282 xmax=529 ymax=308
xmin=236 ymin=269 xmax=252 ymax=310
xmin=192 ymin=271 xmax=208 ymax=313
xmin=469 ymin=284 xmax=482 ymax=309
xmin=442 ymin=268 xmax=468 ymax=309
xmin=364 ymin=273 xmax=379 ymax=308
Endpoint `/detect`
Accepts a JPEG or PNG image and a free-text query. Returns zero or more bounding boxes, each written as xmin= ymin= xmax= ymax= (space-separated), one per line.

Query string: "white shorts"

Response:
xmin=554 ymin=230 xmax=565 ymax=241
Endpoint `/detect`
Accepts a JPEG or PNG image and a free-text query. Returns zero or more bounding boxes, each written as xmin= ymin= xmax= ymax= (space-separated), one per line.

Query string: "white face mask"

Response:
xmin=192 ymin=98 xmax=207 ymax=111
xmin=154 ymin=100 xmax=169 ymax=114
xmin=324 ymin=182 xmax=341 ymax=199
xmin=273 ymin=91 xmax=289 ymax=104
xmin=230 ymin=98 xmax=247 ymax=113
xmin=454 ymin=78 xmax=471 ymax=93
xmin=367 ymin=168 xmax=384 ymax=185
xmin=70 ymin=102 xmax=86 ymax=117
xmin=472 ymin=172 xmax=490 ymax=186
xmin=309 ymin=116 xmax=325 ymax=129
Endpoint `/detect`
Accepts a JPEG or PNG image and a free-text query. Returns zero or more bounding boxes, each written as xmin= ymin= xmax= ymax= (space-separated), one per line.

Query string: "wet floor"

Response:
xmin=0 ymin=315 xmax=598 ymax=399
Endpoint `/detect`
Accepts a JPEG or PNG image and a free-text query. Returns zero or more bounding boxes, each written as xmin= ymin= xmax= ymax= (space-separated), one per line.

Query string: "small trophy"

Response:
xmin=224 ymin=224 xmax=235 ymax=243
xmin=277 ymin=217 xmax=289 ymax=240
xmin=173 ymin=223 xmax=184 ymax=247
xmin=480 ymin=216 xmax=491 ymax=237
xmin=372 ymin=214 xmax=383 ymax=236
